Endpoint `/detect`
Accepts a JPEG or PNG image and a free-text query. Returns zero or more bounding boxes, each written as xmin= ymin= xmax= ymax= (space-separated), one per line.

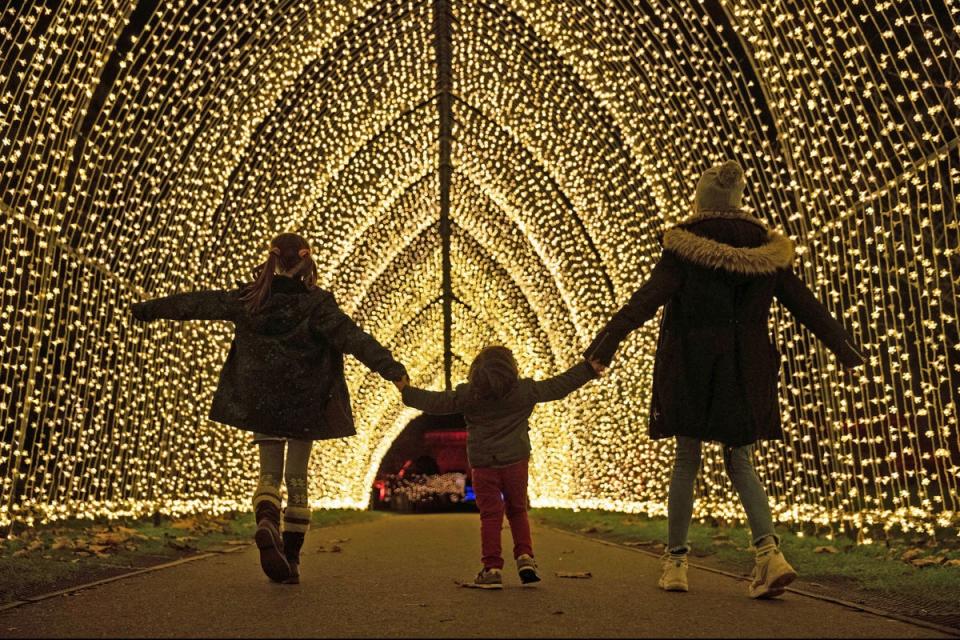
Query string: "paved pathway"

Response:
xmin=0 ymin=513 xmax=950 ymax=638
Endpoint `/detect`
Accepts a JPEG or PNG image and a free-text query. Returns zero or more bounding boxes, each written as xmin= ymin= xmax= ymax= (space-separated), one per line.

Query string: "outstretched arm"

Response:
xmin=531 ymin=360 xmax=598 ymax=403
xmin=401 ymin=384 xmax=464 ymax=415
xmin=775 ymin=269 xmax=865 ymax=368
xmin=584 ymin=251 xmax=685 ymax=366
xmin=132 ymin=290 xmax=241 ymax=323
xmin=310 ymin=292 xmax=407 ymax=381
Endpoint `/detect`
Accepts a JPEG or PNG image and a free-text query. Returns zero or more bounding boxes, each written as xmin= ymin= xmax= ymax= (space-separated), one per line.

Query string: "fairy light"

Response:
xmin=0 ymin=0 xmax=957 ymax=538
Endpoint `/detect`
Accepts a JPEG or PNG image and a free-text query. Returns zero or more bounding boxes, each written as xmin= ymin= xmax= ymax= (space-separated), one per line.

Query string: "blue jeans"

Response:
xmin=667 ymin=436 xmax=777 ymax=553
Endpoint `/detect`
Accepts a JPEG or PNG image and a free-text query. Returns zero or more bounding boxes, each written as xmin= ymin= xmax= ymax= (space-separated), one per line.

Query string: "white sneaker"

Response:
xmin=658 ymin=553 xmax=689 ymax=592
xmin=748 ymin=542 xmax=797 ymax=599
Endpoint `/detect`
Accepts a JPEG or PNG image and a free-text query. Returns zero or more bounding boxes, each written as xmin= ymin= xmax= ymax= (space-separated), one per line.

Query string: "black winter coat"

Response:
xmin=585 ymin=210 xmax=865 ymax=447
xmin=132 ymin=276 xmax=407 ymax=440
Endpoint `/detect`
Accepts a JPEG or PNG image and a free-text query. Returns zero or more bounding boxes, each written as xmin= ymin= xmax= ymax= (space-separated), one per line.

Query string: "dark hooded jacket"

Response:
xmin=132 ymin=276 xmax=406 ymax=440
xmin=584 ymin=210 xmax=865 ymax=447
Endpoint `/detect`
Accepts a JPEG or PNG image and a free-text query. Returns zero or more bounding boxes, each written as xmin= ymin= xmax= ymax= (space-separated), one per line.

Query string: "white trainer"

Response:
xmin=748 ymin=542 xmax=797 ymax=599
xmin=658 ymin=553 xmax=689 ymax=592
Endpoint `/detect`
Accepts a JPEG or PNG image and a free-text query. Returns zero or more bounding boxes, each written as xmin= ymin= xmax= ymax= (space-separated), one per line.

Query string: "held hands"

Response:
xmin=587 ymin=358 xmax=607 ymax=376
xmin=393 ymin=374 xmax=410 ymax=392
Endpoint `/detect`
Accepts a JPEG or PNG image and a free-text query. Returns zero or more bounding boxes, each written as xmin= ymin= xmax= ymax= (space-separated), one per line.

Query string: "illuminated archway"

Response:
xmin=1 ymin=0 xmax=957 ymax=536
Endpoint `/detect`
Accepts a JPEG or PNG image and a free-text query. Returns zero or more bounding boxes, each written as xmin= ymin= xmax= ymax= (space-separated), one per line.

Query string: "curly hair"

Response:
xmin=468 ymin=345 xmax=519 ymax=401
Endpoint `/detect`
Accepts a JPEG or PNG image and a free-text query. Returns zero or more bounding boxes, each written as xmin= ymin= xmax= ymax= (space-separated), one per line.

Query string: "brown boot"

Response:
xmin=253 ymin=500 xmax=290 ymax=582
xmin=282 ymin=531 xmax=304 ymax=584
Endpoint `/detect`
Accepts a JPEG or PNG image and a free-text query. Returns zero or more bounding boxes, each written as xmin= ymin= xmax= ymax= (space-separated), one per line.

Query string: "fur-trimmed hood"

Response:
xmin=662 ymin=210 xmax=795 ymax=275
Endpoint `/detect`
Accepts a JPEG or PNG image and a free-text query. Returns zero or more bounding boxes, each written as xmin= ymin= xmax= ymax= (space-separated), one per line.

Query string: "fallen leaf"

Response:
xmin=316 ymin=545 xmax=342 ymax=553
xmin=92 ymin=532 xmax=128 ymax=546
xmin=814 ymin=546 xmax=839 ymax=554
xmin=552 ymin=610 xmax=565 ymax=615
xmin=555 ymin=571 xmax=592 ymax=579
xmin=911 ymin=557 xmax=945 ymax=568
xmin=712 ymin=539 xmax=736 ymax=547
xmin=579 ymin=526 xmax=599 ymax=534
xmin=901 ymin=548 xmax=924 ymax=561
xmin=457 ymin=581 xmax=494 ymax=589
xmin=711 ymin=534 xmax=731 ymax=541
xmin=51 ymin=537 xmax=74 ymax=551
xmin=225 ymin=540 xmax=249 ymax=546
xmin=623 ymin=540 xmax=657 ymax=547
xmin=944 ymin=559 xmax=960 ymax=568
xmin=166 ymin=536 xmax=198 ymax=551
xmin=560 ymin=549 xmax=575 ymax=554
xmin=329 ymin=538 xmax=350 ymax=544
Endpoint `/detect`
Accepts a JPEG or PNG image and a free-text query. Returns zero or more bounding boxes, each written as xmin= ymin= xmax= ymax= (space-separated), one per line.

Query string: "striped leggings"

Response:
xmin=251 ymin=439 xmax=312 ymax=534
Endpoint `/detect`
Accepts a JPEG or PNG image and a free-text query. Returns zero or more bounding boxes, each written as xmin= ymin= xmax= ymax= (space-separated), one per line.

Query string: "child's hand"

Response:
xmin=393 ymin=374 xmax=410 ymax=392
xmin=588 ymin=358 xmax=607 ymax=376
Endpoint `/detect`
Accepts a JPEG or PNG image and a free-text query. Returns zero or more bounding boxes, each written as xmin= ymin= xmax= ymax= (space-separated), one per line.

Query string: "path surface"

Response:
xmin=0 ymin=513 xmax=949 ymax=638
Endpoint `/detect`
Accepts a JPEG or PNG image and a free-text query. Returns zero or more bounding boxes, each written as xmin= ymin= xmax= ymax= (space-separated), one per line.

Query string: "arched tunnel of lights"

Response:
xmin=1 ymin=0 xmax=958 ymax=537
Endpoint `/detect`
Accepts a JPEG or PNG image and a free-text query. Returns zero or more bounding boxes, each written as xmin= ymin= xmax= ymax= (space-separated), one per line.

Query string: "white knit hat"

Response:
xmin=694 ymin=160 xmax=746 ymax=211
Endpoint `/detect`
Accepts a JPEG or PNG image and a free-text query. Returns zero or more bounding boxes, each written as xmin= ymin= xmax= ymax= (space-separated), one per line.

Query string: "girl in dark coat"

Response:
xmin=585 ymin=161 xmax=866 ymax=598
xmin=132 ymin=232 xmax=407 ymax=584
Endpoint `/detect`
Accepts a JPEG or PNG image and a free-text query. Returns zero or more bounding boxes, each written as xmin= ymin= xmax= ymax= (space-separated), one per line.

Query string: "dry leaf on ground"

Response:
xmin=555 ymin=571 xmax=592 ymax=579
xmin=901 ymin=548 xmax=924 ymax=561
xmin=814 ymin=546 xmax=839 ymax=554
xmin=911 ymin=556 xmax=945 ymax=568
xmin=623 ymin=540 xmax=657 ymax=547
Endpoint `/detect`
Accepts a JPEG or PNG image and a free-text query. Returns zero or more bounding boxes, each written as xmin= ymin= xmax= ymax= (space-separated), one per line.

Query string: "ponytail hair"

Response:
xmin=468 ymin=346 xmax=519 ymax=401
xmin=240 ymin=232 xmax=317 ymax=313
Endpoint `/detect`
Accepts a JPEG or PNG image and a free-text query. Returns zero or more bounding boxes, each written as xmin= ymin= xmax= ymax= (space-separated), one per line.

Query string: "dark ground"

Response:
xmin=0 ymin=513 xmax=951 ymax=638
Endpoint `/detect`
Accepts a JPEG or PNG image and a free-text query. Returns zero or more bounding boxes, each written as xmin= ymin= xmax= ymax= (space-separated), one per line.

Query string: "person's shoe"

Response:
xmin=658 ymin=552 xmax=689 ymax=592
xmin=253 ymin=501 xmax=290 ymax=583
xmin=748 ymin=540 xmax=797 ymax=599
xmin=282 ymin=531 xmax=305 ymax=585
xmin=472 ymin=567 xmax=503 ymax=589
xmin=516 ymin=554 xmax=541 ymax=585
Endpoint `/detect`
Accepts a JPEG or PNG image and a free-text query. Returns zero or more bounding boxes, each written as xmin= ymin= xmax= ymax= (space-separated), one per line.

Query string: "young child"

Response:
xmin=132 ymin=232 xmax=407 ymax=584
xmin=396 ymin=346 xmax=603 ymax=589
xmin=585 ymin=160 xmax=865 ymax=598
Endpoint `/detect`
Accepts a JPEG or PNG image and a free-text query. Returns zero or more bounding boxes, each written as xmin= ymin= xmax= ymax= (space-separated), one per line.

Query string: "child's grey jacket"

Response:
xmin=132 ymin=276 xmax=406 ymax=440
xmin=401 ymin=361 xmax=597 ymax=468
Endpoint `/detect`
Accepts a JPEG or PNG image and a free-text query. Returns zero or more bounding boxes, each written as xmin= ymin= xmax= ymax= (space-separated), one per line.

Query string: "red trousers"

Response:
xmin=472 ymin=457 xmax=533 ymax=569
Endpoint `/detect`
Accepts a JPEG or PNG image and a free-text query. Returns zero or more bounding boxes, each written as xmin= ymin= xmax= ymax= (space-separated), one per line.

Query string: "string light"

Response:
xmin=0 ymin=0 xmax=957 ymax=539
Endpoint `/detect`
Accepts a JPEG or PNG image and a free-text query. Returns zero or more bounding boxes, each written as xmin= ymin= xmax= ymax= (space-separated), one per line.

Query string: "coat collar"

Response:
xmin=675 ymin=208 xmax=769 ymax=231
xmin=663 ymin=210 xmax=795 ymax=275
xmin=271 ymin=275 xmax=309 ymax=294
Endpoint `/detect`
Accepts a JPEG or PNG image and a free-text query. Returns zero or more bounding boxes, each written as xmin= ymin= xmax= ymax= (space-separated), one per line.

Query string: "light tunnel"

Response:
xmin=1 ymin=0 xmax=958 ymax=537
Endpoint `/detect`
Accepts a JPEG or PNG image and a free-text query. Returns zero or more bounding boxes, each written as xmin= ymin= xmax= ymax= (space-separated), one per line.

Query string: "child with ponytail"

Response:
xmin=132 ymin=232 xmax=407 ymax=584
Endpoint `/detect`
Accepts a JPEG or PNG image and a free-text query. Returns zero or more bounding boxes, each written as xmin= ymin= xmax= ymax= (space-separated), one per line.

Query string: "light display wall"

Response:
xmin=0 ymin=0 xmax=957 ymax=536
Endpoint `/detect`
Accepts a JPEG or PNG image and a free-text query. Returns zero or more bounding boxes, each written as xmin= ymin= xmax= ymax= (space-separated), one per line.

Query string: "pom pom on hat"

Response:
xmin=715 ymin=160 xmax=743 ymax=188
xmin=694 ymin=160 xmax=746 ymax=211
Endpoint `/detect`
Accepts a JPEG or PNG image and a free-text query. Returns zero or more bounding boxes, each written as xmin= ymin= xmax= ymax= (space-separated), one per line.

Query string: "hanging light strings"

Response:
xmin=0 ymin=0 xmax=957 ymax=537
